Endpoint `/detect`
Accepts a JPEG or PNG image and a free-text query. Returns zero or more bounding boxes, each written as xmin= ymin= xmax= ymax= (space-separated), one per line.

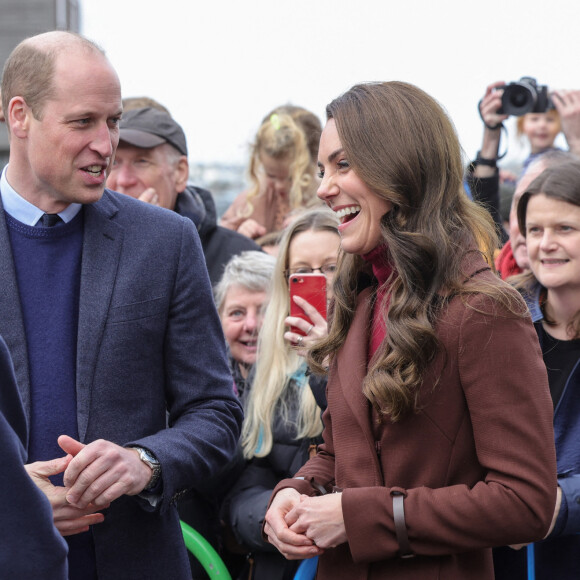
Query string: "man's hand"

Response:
xmin=552 ymin=89 xmax=580 ymax=157
xmin=59 ymin=435 xmax=153 ymax=509
xmin=25 ymin=454 xmax=107 ymax=536
xmin=264 ymin=488 xmax=323 ymax=560
xmin=137 ymin=187 xmax=159 ymax=206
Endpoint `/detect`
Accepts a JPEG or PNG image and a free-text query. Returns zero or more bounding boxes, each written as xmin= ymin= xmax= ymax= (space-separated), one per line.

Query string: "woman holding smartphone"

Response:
xmin=222 ymin=207 xmax=339 ymax=580
xmin=263 ymin=82 xmax=557 ymax=580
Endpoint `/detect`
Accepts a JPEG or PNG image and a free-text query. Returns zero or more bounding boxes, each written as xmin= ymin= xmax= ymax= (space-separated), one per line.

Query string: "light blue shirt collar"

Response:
xmin=0 ymin=165 xmax=82 ymax=226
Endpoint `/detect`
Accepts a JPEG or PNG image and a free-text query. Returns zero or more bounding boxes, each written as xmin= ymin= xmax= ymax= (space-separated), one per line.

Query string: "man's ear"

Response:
xmin=174 ymin=155 xmax=189 ymax=194
xmin=7 ymin=97 xmax=34 ymax=139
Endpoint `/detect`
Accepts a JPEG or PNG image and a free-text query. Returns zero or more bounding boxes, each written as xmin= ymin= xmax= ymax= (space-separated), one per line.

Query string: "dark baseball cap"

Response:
xmin=119 ymin=107 xmax=188 ymax=156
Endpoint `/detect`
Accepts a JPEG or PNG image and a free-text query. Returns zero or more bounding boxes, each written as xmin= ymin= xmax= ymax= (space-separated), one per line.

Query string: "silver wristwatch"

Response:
xmin=133 ymin=447 xmax=161 ymax=491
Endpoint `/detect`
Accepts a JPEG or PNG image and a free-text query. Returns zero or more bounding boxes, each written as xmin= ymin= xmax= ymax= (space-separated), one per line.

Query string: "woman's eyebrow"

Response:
xmin=318 ymin=148 xmax=344 ymax=168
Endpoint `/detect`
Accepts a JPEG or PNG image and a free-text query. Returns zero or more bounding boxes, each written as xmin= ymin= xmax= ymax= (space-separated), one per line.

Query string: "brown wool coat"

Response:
xmin=271 ymin=260 xmax=557 ymax=579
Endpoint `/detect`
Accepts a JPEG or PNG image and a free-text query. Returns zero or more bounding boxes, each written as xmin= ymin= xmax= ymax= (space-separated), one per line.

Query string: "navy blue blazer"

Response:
xmin=0 ymin=334 xmax=68 ymax=578
xmin=0 ymin=189 xmax=243 ymax=579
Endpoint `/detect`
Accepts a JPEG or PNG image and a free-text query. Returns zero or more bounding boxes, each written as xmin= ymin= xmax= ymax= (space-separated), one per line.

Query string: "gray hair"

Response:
xmin=524 ymin=149 xmax=579 ymax=179
xmin=214 ymin=251 xmax=275 ymax=313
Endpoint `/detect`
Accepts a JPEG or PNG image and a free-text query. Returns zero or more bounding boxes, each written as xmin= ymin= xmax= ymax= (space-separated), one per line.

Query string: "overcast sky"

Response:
xmin=82 ymin=0 xmax=580 ymax=167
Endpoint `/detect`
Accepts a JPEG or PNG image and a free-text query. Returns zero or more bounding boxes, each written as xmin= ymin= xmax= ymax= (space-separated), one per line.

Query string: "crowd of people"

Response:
xmin=1 ymin=30 xmax=580 ymax=580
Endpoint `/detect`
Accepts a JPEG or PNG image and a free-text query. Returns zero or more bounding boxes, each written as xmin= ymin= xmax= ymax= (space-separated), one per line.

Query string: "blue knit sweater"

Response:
xmin=6 ymin=211 xmax=97 ymax=578
xmin=6 ymin=211 xmax=83 ymax=467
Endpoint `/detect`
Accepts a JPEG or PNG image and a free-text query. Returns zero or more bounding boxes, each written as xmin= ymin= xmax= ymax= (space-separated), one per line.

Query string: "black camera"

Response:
xmin=498 ymin=77 xmax=553 ymax=116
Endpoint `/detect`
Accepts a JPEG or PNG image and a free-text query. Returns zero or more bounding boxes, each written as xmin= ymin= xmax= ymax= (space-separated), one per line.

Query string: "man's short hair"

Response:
xmin=1 ymin=32 xmax=104 ymax=122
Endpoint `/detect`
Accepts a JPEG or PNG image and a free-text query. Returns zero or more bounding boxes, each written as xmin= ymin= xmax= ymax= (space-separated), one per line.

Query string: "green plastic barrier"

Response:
xmin=180 ymin=520 xmax=232 ymax=579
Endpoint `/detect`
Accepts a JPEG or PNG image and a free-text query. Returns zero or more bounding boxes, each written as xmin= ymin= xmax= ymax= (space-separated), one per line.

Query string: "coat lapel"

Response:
xmin=76 ymin=192 xmax=124 ymax=441
xmin=333 ymin=287 xmax=378 ymax=452
xmin=0 ymin=198 xmax=31 ymax=418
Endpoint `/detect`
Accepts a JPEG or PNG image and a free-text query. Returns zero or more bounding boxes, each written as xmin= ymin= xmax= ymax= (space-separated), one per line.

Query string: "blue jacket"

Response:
xmin=519 ymin=285 xmax=580 ymax=578
xmin=527 ymin=285 xmax=580 ymax=537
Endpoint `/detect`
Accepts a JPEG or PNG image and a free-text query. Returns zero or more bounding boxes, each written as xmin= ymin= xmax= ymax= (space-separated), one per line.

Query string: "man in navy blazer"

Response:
xmin=0 ymin=31 xmax=242 ymax=579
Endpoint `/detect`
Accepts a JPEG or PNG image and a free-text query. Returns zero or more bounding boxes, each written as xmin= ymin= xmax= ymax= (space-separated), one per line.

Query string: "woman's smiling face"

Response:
xmin=316 ymin=119 xmax=392 ymax=256
xmin=220 ymin=285 xmax=267 ymax=368
xmin=525 ymin=193 xmax=580 ymax=292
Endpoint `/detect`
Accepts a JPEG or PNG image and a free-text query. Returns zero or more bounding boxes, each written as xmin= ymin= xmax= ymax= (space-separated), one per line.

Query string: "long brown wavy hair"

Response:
xmin=310 ymin=82 xmax=522 ymax=422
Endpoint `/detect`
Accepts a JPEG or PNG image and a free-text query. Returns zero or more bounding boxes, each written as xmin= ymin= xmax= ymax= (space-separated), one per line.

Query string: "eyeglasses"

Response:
xmin=285 ymin=264 xmax=337 ymax=277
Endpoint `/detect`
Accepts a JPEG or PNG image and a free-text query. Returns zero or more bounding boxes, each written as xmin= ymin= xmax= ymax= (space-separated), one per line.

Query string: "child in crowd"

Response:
xmin=517 ymin=107 xmax=562 ymax=173
xmin=220 ymin=105 xmax=322 ymax=239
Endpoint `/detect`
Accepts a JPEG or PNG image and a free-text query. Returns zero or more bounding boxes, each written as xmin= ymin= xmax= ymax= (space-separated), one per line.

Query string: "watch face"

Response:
xmin=141 ymin=449 xmax=157 ymax=464
xmin=136 ymin=448 xmax=161 ymax=491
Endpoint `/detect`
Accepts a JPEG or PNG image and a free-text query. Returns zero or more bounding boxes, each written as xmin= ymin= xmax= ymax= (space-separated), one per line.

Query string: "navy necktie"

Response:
xmin=39 ymin=213 xmax=62 ymax=227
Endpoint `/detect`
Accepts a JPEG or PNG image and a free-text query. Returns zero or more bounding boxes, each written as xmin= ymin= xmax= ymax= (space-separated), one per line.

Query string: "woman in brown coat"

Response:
xmin=263 ymin=82 xmax=558 ymax=579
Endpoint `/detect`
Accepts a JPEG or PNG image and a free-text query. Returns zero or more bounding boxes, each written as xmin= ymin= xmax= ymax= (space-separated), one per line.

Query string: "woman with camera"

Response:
xmin=263 ymin=81 xmax=558 ymax=580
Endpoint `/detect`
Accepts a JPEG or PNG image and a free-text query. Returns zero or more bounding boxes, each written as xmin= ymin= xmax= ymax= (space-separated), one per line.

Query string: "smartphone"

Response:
xmin=289 ymin=272 xmax=327 ymax=335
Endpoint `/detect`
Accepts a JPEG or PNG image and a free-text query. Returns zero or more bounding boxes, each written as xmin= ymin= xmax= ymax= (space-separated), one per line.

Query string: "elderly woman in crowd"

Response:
xmin=214 ymin=250 xmax=276 ymax=399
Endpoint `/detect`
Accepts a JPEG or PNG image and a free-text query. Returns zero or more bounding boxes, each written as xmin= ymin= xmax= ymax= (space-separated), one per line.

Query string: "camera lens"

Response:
xmin=510 ymin=87 xmax=530 ymax=108
xmin=501 ymin=82 xmax=536 ymax=116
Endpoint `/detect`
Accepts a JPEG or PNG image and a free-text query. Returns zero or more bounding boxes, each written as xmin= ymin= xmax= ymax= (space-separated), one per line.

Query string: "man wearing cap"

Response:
xmin=107 ymin=106 xmax=260 ymax=285
xmin=1 ymin=31 xmax=242 ymax=579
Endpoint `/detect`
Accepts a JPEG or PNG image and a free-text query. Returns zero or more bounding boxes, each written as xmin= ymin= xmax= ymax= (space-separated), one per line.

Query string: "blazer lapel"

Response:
xmin=0 ymin=198 xmax=31 ymax=418
xmin=76 ymin=192 xmax=124 ymax=441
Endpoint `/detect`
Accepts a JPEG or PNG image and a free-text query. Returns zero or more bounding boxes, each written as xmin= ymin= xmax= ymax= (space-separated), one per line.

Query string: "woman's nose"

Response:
xmin=540 ymin=230 xmax=557 ymax=250
xmin=317 ymin=172 xmax=337 ymax=202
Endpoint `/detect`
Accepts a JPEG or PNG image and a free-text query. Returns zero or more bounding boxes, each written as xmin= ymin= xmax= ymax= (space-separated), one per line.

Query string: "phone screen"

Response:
xmin=289 ymin=273 xmax=326 ymax=336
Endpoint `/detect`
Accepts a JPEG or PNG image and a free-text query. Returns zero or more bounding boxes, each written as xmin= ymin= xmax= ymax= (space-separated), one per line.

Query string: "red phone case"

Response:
xmin=289 ymin=273 xmax=327 ymax=336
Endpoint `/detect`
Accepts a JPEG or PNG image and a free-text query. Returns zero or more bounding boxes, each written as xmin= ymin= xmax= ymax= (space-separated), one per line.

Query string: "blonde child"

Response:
xmin=220 ymin=105 xmax=322 ymax=239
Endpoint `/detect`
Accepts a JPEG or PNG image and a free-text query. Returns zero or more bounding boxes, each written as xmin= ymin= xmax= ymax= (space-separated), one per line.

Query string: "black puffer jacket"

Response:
xmin=175 ymin=186 xmax=261 ymax=286
xmin=223 ymin=377 xmax=324 ymax=580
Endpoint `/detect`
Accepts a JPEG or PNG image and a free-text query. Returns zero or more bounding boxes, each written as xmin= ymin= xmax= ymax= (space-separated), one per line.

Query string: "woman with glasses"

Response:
xmin=222 ymin=208 xmax=340 ymax=580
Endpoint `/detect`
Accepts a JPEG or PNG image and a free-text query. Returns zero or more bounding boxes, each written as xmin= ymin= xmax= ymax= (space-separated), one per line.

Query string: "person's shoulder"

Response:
xmin=100 ymin=189 xmax=191 ymax=228
xmin=213 ymin=225 xmax=261 ymax=251
xmin=443 ymin=253 xmax=528 ymax=321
